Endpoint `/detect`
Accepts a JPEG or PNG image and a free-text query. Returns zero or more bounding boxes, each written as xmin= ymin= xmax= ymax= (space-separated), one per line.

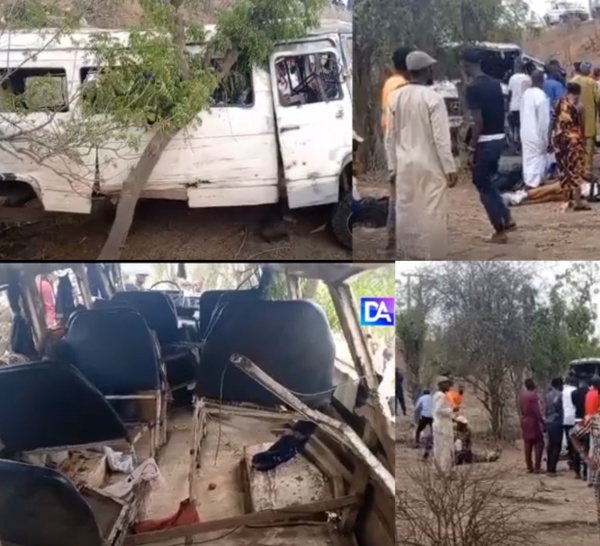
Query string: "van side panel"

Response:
xmin=96 ymin=68 xmax=279 ymax=206
xmin=0 ymin=51 xmax=95 ymax=213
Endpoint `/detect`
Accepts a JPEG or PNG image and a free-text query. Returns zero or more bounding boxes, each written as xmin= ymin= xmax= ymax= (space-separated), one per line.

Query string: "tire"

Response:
xmin=352 ymin=197 xmax=389 ymax=228
xmin=330 ymin=189 xmax=352 ymax=249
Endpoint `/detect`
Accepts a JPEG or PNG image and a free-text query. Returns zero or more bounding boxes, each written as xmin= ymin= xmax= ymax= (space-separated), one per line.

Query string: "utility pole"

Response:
xmin=400 ymin=273 xmax=422 ymax=310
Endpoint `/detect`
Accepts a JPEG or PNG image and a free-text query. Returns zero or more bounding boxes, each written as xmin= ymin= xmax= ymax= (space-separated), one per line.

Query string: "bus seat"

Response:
xmin=0 ymin=459 xmax=106 ymax=546
xmin=198 ymin=289 xmax=261 ymax=339
xmin=0 ymin=361 xmax=128 ymax=455
xmin=62 ymin=309 xmax=165 ymax=453
xmin=112 ymin=291 xmax=179 ymax=345
xmin=198 ymin=299 xmax=335 ymax=408
xmin=62 ymin=309 xmax=161 ymax=395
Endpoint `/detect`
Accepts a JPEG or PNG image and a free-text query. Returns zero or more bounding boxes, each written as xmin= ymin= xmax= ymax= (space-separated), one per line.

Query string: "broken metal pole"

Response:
xmin=229 ymin=353 xmax=395 ymax=497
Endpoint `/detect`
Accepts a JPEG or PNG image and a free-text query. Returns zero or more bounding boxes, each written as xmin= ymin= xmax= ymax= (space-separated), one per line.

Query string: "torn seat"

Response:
xmin=0 ymin=360 xmax=129 ymax=456
xmin=0 ymin=458 xmax=127 ymax=546
xmin=111 ymin=291 xmax=199 ymax=392
xmin=60 ymin=309 xmax=165 ymax=455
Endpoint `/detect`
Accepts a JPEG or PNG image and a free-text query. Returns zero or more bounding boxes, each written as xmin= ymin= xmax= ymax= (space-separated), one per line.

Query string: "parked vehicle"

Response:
xmin=568 ymin=358 xmax=600 ymax=381
xmin=0 ymin=21 xmax=352 ymax=247
xmin=545 ymin=1 xmax=589 ymax=25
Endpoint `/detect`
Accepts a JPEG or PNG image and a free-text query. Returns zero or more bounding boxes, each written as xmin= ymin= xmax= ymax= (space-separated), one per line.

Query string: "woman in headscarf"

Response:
xmin=552 ymin=82 xmax=590 ymax=212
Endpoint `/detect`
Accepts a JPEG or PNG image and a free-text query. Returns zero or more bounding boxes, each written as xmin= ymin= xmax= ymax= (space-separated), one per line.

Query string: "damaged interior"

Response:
xmin=0 ymin=263 xmax=393 ymax=546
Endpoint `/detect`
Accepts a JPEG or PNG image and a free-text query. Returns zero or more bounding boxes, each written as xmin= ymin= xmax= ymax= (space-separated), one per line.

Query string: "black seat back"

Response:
xmin=62 ymin=309 xmax=160 ymax=395
xmin=198 ymin=289 xmax=261 ymax=338
xmin=0 ymin=459 xmax=104 ymax=546
xmin=112 ymin=291 xmax=179 ymax=345
xmin=0 ymin=361 xmax=128 ymax=453
xmin=198 ymin=299 xmax=335 ymax=408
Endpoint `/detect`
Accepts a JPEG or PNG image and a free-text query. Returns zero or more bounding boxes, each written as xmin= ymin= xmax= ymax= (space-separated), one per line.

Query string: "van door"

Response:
xmin=270 ymin=44 xmax=351 ymax=209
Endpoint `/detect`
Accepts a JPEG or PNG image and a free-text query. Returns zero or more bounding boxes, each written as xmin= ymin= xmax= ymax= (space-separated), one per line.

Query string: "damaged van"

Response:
xmin=0 ymin=262 xmax=394 ymax=546
xmin=0 ymin=20 xmax=353 ymax=247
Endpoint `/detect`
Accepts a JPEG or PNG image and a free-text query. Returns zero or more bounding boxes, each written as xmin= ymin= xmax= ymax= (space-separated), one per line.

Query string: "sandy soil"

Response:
xmin=395 ymin=402 xmax=599 ymax=546
xmin=356 ymin=169 xmax=600 ymax=261
xmin=0 ymin=201 xmax=351 ymax=261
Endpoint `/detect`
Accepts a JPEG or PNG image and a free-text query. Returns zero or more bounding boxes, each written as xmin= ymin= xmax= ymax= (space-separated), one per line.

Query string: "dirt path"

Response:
xmin=396 ymin=413 xmax=599 ymax=545
xmin=356 ymin=171 xmax=600 ymax=260
xmin=0 ymin=201 xmax=350 ymax=260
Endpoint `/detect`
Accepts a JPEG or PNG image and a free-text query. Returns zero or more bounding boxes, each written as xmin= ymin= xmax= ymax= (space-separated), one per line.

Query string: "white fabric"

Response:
xmin=432 ymin=390 xmax=455 ymax=473
xmin=563 ymin=385 xmax=576 ymax=426
xmin=384 ymin=84 xmax=456 ymax=259
xmin=102 ymin=458 xmax=164 ymax=500
xmin=478 ymin=133 xmax=505 ymax=142
xmin=508 ymin=72 xmax=532 ymax=112
xmin=520 ymin=87 xmax=551 ymax=188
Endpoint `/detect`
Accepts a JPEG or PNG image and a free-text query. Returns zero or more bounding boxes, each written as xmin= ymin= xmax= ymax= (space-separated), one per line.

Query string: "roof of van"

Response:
xmin=570 ymin=358 xmax=600 ymax=366
xmin=0 ymin=20 xmax=350 ymax=51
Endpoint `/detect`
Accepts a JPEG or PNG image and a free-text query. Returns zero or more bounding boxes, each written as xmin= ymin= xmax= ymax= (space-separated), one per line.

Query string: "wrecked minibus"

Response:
xmin=0 ymin=262 xmax=394 ymax=546
xmin=0 ymin=20 xmax=353 ymax=248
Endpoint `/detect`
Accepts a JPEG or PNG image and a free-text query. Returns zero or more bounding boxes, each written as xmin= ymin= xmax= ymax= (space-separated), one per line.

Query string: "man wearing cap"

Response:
xmin=432 ymin=375 xmax=455 ymax=472
xmin=462 ymin=48 xmax=514 ymax=244
xmin=384 ymin=50 xmax=457 ymax=259
xmin=571 ymin=61 xmax=599 ymax=180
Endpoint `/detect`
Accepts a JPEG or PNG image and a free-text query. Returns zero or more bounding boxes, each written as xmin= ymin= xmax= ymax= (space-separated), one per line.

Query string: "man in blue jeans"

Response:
xmin=462 ymin=48 xmax=515 ymax=243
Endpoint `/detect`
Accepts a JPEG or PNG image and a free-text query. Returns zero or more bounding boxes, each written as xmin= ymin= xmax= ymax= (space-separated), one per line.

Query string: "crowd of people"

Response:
xmin=405 ymin=376 xmax=499 ymax=470
xmin=382 ymin=45 xmax=600 ymax=259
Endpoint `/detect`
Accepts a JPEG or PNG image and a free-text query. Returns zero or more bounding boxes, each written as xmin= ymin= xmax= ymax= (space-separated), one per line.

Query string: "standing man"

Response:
xmin=432 ymin=376 xmax=455 ymax=473
xmin=571 ymin=61 xmax=599 ymax=180
xmin=396 ymin=369 xmax=407 ymax=416
xmin=572 ymin=378 xmax=590 ymax=479
xmin=507 ymin=58 xmax=532 ymax=151
xmin=462 ymin=48 xmax=514 ymax=244
xmin=382 ymin=47 xmax=413 ymax=256
xmin=544 ymin=377 xmax=564 ymax=477
xmin=447 ymin=384 xmax=464 ymax=413
xmin=520 ymin=71 xmax=551 ymax=188
xmin=544 ymin=62 xmax=567 ymax=111
xmin=414 ymin=389 xmax=433 ymax=446
xmin=586 ymin=377 xmax=600 ymax=484
xmin=385 ymin=50 xmax=457 ymax=259
xmin=563 ymin=375 xmax=578 ymax=474
xmin=519 ymin=379 xmax=545 ymax=474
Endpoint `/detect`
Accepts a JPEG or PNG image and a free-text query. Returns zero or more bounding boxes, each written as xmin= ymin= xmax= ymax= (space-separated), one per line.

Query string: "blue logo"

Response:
xmin=360 ymin=297 xmax=395 ymax=326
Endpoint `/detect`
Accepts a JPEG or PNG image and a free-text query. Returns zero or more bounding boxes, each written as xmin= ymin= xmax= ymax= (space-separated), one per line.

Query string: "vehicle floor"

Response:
xmin=141 ymin=407 xmax=335 ymax=546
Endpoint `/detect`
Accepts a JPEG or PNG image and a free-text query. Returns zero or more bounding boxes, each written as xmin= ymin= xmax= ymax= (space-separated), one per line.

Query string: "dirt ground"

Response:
xmin=0 ymin=201 xmax=351 ymax=261
xmin=356 ymin=168 xmax=600 ymax=261
xmin=396 ymin=403 xmax=599 ymax=546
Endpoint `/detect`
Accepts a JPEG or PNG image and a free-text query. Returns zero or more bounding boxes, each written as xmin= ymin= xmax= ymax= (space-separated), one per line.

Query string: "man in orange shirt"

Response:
xmin=584 ymin=377 xmax=600 ymax=485
xmin=382 ymin=47 xmax=413 ymax=255
xmin=447 ymin=385 xmax=464 ymax=412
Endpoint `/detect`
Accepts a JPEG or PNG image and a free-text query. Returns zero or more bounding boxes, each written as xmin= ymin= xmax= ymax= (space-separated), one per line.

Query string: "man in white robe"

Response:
xmin=520 ymin=70 xmax=551 ymax=188
xmin=384 ymin=51 xmax=457 ymax=260
xmin=432 ymin=376 xmax=455 ymax=473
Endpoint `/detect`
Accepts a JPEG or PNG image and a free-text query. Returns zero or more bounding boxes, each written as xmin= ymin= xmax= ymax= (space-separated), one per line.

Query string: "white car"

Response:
xmin=545 ymin=1 xmax=589 ymax=24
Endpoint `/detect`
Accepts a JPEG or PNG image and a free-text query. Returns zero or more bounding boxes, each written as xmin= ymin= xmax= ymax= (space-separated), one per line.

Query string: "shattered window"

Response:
xmin=211 ymin=52 xmax=254 ymax=107
xmin=274 ymin=51 xmax=343 ymax=108
xmin=0 ymin=68 xmax=68 ymax=113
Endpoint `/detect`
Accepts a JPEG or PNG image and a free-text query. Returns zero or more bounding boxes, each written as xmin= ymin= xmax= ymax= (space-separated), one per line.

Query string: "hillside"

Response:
xmin=522 ymin=19 xmax=600 ymax=68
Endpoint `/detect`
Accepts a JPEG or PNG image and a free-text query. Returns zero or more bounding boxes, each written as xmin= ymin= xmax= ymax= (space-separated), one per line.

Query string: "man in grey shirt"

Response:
xmin=544 ymin=377 xmax=564 ymax=476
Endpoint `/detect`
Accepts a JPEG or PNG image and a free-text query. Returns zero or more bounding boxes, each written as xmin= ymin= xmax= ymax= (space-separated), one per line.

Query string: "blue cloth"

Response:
xmin=415 ymin=393 xmax=433 ymax=418
xmin=543 ymin=77 xmax=566 ymax=110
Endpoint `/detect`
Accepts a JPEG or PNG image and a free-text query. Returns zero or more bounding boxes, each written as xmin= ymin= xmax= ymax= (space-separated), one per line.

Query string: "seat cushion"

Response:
xmin=62 ymin=309 xmax=160 ymax=394
xmin=0 ymin=360 xmax=128 ymax=453
xmin=0 ymin=459 xmax=104 ymax=546
xmin=112 ymin=291 xmax=180 ymax=345
xmin=198 ymin=299 xmax=335 ymax=408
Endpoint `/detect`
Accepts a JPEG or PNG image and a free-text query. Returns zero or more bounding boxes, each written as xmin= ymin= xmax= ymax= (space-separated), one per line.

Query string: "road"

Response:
xmin=0 ymin=200 xmax=351 ymax=261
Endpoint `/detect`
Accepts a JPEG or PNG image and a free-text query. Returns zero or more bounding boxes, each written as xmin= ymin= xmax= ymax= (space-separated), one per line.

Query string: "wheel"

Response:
xmin=352 ymin=196 xmax=389 ymax=228
xmin=330 ymin=189 xmax=352 ymax=249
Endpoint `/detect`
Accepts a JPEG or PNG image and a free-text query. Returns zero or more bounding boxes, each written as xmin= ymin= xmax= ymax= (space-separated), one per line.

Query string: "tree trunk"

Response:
xmin=98 ymin=129 xmax=176 ymax=259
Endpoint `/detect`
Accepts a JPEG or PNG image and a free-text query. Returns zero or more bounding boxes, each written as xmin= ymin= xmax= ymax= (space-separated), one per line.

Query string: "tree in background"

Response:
xmin=403 ymin=261 xmax=600 ymax=439
xmin=354 ymin=0 xmax=531 ymax=171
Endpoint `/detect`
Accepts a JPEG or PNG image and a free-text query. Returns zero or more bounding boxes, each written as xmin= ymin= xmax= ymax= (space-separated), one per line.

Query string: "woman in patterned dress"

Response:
xmin=571 ymin=414 xmax=600 ymax=532
xmin=552 ymin=82 xmax=591 ymax=212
